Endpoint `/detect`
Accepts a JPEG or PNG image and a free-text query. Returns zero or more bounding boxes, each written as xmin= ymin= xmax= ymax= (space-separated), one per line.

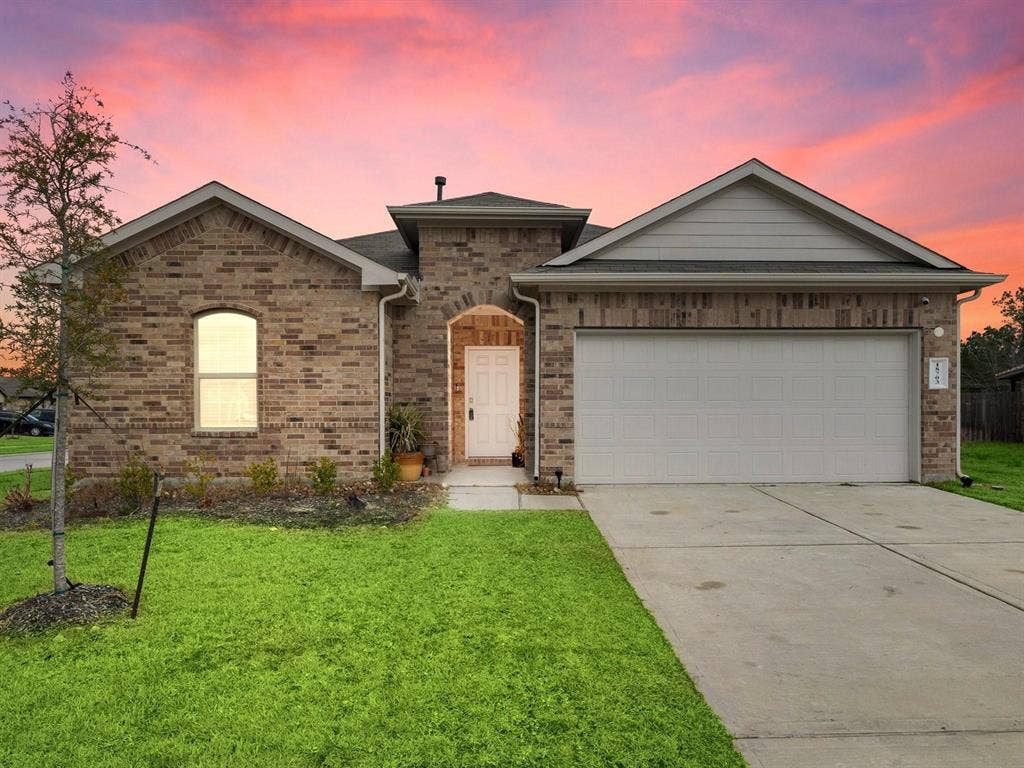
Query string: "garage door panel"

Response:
xmin=575 ymin=332 xmax=913 ymax=483
xmin=751 ymin=376 xmax=784 ymax=401
xmin=707 ymin=377 xmax=741 ymax=401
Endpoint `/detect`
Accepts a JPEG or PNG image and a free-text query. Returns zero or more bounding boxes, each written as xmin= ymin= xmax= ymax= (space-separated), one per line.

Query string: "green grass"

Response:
xmin=0 ymin=510 xmax=745 ymax=768
xmin=935 ymin=441 xmax=1024 ymax=512
xmin=0 ymin=436 xmax=53 ymax=455
xmin=0 ymin=467 xmax=52 ymax=500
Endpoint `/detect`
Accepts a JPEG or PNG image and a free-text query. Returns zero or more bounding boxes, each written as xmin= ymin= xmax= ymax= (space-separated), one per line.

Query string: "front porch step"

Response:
xmin=466 ymin=457 xmax=513 ymax=466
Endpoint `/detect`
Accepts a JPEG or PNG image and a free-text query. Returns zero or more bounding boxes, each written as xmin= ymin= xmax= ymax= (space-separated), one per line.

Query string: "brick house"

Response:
xmin=69 ymin=160 xmax=1004 ymax=484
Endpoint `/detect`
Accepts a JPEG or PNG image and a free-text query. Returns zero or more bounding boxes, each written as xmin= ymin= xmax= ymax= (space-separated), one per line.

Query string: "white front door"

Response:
xmin=466 ymin=346 xmax=519 ymax=458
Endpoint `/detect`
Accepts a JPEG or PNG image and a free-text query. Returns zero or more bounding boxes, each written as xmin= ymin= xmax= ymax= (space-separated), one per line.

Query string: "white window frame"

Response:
xmin=194 ymin=310 xmax=258 ymax=432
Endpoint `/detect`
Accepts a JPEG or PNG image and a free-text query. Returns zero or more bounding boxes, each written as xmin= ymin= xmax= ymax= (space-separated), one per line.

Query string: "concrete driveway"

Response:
xmin=584 ymin=484 xmax=1024 ymax=767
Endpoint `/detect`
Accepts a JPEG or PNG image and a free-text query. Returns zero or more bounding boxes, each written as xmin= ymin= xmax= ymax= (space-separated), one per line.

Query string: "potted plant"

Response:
xmin=511 ymin=415 xmax=526 ymax=468
xmin=387 ymin=404 xmax=426 ymax=482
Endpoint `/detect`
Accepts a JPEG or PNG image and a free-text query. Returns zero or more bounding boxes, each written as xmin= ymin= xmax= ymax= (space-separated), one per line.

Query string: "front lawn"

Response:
xmin=0 ymin=510 xmax=744 ymax=767
xmin=935 ymin=441 xmax=1024 ymax=512
xmin=0 ymin=435 xmax=53 ymax=455
xmin=0 ymin=467 xmax=52 ymax=500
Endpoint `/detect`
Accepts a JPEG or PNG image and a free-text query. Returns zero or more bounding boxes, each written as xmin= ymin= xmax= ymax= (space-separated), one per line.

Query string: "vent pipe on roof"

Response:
xmin=435 ymin=176 xmax=446 ymax=201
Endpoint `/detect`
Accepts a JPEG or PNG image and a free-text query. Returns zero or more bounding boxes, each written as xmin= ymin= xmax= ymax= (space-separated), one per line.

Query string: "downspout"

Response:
xmin=955 ymin=288 xmax=983 ymax=486
xmin=511 ymin=282 xmax=541 ymax=483
xmin=378 ymin=281 xmax=410 ymax=457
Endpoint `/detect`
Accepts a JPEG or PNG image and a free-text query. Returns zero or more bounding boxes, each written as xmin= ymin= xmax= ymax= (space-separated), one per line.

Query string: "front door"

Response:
xmin=465 ymin=346 xmax=519 ymax=458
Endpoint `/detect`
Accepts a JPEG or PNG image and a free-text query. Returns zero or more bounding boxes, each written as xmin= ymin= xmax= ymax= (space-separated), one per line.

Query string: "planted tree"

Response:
xmin=0 ymin=73 xmax=150 ymax=594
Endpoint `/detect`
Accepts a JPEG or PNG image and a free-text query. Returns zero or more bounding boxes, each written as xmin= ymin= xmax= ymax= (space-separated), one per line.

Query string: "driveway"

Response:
xmin=584 ymin=484 xmax=1024 ymax=768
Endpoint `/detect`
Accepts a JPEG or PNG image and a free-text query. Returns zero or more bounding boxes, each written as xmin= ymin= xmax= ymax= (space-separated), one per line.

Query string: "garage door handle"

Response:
xmin=468 ymin=408 xmax=474 ymax=421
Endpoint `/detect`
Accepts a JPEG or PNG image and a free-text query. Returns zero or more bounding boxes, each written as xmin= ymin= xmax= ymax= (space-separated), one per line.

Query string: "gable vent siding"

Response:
xmin=593 ymin=181 xmax=898 ymax=263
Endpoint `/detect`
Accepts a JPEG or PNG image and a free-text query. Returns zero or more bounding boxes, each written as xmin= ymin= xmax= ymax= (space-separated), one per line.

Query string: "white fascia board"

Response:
xmin=547 ymin=159 xmax=963 ymax=269
xmin=510 ymin=270 xmax=1007 ymax=291
xmin=100 ymin=182 xmax=403 ymax=290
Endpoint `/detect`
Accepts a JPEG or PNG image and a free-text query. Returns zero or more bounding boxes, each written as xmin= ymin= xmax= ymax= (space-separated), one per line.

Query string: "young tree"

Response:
xmin=0 ymin=73 xmax=150 ymax=593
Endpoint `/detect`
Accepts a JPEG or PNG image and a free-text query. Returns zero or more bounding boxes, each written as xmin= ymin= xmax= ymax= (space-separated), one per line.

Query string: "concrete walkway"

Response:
xmin=583 ymin=483 xmax=1024 ymax=768
xmin=439 ymin=465 xmax=583 ymax=510
xmin=0 ymin=451 xmax=52 ymax=473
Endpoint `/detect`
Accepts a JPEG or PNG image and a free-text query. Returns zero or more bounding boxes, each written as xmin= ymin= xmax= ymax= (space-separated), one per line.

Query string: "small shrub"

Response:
xmin=245 ymin=458 xmax=280 ymax=495
xmin=183 ymin=454 xmax=214 ymax=503
xmin=3 ymin=464 xmax=35 ymax=514
xmin=115 ymin=454 xmax=152 ymax=512
xmin=306 ymin=457 xmax=337 ymax=495
xmin=372 ymin=450 xmax=400 ymax=492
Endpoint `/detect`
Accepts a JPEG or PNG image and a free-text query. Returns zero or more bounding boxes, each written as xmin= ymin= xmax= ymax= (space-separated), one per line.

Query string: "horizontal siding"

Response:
xmin=593 ymin=180 xmax=901 ymax=263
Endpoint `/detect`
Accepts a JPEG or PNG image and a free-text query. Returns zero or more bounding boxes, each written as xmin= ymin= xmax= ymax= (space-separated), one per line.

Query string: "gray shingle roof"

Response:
xmin=578 ymin=224 xmax=611 ymax=246
xmin=335 ymin=230 xmax=418 ymax=274
xmin=997 ymin=363 xmax=1024 ymax=381
xmin=0 ymin=377 xmax=46 ymax=399
xmin=522 ymin=260 xmax=967 ymax=275
xmin=339 ymin=222 xmax=612 ymax=275
xmin=400 ymin=192 xmax=570 ymax=209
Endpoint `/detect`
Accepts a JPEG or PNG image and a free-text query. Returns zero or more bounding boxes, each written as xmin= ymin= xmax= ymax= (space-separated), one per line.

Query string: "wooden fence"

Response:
xmin=961 ymin=390 xmax=1021 ymax=442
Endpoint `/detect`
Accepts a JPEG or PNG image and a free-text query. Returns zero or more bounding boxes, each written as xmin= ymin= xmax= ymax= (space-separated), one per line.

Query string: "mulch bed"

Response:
xmin=0 ymin=584 xmax=128 ymax=636
xmin=0 ymin=481 xmax=447 ymax=531
xmin=516 ymin=481 xmax=580 ymax=496
xmin=166 ymin=481 xmax=447 ymax=528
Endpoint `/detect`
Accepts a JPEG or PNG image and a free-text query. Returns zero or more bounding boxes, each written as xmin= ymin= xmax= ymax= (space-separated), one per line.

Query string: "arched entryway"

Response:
xmin=447 ymin=305 xmax=525 ymax=467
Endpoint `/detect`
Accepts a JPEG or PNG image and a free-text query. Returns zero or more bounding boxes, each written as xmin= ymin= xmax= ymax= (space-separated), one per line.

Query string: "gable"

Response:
xmin=117 ymin=205 xmax=364 ymax=283
xmin=92 ymin=181 xmax=405 ymax=290
xmin=592 ymin=180 xmax=905 ymax=263
xmin=545 ymin=159 xmax=967 ymax=269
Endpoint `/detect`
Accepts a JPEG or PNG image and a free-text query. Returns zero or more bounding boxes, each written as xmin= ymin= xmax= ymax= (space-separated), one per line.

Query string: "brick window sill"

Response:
xmin=191 ymin=430 xmax=259 ymax=438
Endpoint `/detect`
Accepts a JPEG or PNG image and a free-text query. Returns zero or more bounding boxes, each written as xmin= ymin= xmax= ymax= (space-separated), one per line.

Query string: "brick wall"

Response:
xmin=390 ymin=226 xmax=560 ymax=467
xmin=449 ymin=313 xmax=525 ymax=463
xmin=536 ymin=290 xmax=959 ymax=483
xmin=68 ymin=205 xmax=381 ymax=479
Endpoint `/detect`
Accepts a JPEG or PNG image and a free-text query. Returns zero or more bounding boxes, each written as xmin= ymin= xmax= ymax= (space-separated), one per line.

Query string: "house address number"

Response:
xmin=928 ymin=357 xmax=949 ymax=390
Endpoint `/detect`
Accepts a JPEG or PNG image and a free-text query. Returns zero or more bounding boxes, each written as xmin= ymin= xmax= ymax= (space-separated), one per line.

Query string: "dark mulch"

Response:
xmin=516 ymin=481 xmax=581 ymax=496
xmin=0 ymin=584 xmax=128 ymax=636
xmin=169 ymin=481 xmax=447 ymax=528
xmin=0 ymin=481 xmax=447 ymax=531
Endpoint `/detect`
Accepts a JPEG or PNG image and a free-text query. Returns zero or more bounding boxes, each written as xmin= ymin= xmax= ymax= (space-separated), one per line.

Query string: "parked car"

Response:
xmin=0 ymin=411 xmax=55 ymax=437
xmin=30 ymin=408 xmax=55 ymax=424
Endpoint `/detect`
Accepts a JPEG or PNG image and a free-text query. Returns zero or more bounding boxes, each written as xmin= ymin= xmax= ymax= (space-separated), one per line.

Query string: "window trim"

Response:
xmin=193 ymin=310 xmax=258 ymax=432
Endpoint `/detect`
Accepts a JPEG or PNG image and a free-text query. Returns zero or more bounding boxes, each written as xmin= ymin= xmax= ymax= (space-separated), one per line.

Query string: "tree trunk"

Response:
xmin=50 ymin=264 xmax=71 ymax=594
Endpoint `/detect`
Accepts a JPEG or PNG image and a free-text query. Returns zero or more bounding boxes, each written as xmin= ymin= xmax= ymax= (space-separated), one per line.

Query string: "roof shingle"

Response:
xmin=398 ymin=191 xmax=570 ymax=209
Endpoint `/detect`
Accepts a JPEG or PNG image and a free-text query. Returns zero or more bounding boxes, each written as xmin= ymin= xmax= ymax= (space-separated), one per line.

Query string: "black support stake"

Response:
xmin=131 ymin=472 xmax=164 ymax=619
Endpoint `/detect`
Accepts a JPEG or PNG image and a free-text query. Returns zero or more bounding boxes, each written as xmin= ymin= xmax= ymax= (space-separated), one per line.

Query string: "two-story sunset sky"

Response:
xmin=1 ymin=0 xmax=1021 ymax=334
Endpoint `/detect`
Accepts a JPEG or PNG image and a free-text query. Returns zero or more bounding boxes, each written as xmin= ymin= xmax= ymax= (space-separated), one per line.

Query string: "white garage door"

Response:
xmin=574 ymin=331 xmax=915 ymax=484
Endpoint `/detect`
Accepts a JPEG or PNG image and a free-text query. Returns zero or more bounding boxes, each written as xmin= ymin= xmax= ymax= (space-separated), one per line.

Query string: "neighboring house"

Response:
xmin=67 ymin=159 xmax=1004 ymax=483
xmin=0 ymin=378 xmax=55 ymax=412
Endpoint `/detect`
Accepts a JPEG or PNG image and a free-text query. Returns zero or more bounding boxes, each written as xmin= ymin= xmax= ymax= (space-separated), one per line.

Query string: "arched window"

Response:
xmin=195 ymin=311 xmax=257 ymax=430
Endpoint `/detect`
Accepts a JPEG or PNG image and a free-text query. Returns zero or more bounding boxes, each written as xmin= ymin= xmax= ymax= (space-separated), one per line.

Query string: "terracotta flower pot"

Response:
xmin=395 ymin=451 xmax=424 ymax=482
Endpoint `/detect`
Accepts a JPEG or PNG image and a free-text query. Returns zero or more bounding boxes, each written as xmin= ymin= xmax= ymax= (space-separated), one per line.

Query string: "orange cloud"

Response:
xmin=920 ymin=217 xmax=1024 ymax=336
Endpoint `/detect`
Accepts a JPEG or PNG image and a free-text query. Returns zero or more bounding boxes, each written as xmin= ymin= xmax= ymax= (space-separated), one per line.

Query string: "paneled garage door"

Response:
xmin=574 ymin=331 xmax=915 ymax=484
